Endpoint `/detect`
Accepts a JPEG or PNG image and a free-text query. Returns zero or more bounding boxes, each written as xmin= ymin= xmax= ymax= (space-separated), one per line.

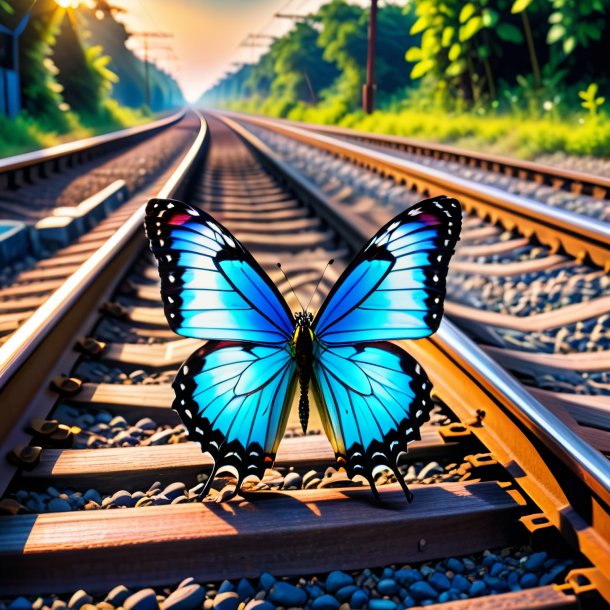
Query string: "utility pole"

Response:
xmin=363 ymin=0 xmax=378 ymax=114
xmin=130 ymin=31 xmax=173 ymax=109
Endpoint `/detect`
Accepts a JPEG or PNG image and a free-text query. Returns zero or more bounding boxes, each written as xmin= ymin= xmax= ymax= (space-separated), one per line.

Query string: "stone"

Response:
xmin=446 ymin=558 xmax=464 ymax=574
xmin=428 ymin=572 xmax=450 ymax=592
xmin=368 ymin=601 xmax=396 ymax=610
xmin=311 ymin=595 xmax=339 ymax=610
xmin=394 ymin=570 xmax=422 ymax=586
xmin=408 ymin=581 xmax=438 ymax=601
xmin=259 ymin=573 xmax=275 ymax=592
xmin=376 ymin=579 xmax=398 ymax=596
xmin=68 ymin=591 xmax=92 ymax=610
xmin=124 ymin=589 xmax=160 ymax=610
xmin=524 ymin=552 xmax=547 ymax=571
xmin=335 ymin=586 xmax=357 ymax=603
xmin=218 ymin=582 xmax=234 ymax=594
xmin=325 ymin=572 xmax=353 ymax=594
xmin=105 ymin=586 xmax=131 ymax=607
xmin=48 ymin=498 xmax=72 ymax=513
xmin=469 ymin=581 xmax=488 ymax=597
xmin=451 ymin=575 xmax=470 ymax=593
xmin=8 ymin=598 xmax=31 ymax=610
xmin=111 ymin=491 xmax=135 ymax=508
xmin=520 ymin=573 xmax=538 ymax=589
xmin=162 ymin=585 xmax=205 ymax=610
xmin=213 ymin=593 xmax=239 ymax=610
xmin=178 ymin=578 xmax=197 ymax=590
xmin=350 ymin=590 xmax=368 ymax=610
xmin=243 ymin=603 xmax=274 ymax=610
xmin=163 ymin=482 xmax=187 ymax=501
xmin=282 ymin=472 xmax=302 ymax=490
xmin=268 ymin=583 xmax=306 ymax=607
xmin=148 ymin=429 xmax=175 ymax=445
xmin=237 ymin=580 xmax=255 ymax=600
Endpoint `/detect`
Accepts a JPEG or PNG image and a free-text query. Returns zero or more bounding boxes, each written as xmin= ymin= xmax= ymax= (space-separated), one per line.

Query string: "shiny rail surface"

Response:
xmin=250 ymin=115 xmax=610 ymax=201
xmin=0 ymin=110 xmax=185 ymax=188
xmin=221 ymin=111 xmax=610 ymax=271
xmin=0 ymin=112 xmax=607 ymax=607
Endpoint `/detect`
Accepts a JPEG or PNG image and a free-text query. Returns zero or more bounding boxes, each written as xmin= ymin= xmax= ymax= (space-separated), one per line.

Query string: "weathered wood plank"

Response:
xmin=0 ymin=481 xmax=522 ymax=594
xmin=23 ymin=430 xmax=455 ymax=492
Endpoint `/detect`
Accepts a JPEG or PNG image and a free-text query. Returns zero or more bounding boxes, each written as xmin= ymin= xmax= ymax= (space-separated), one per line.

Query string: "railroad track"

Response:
xmin=0 ymin=110 xmax=198 ymax=344
xmin=0 ymin=113 xmax=608 ymax=610
xmin=237 ymin=115 xmax=610 ymax=217
xmin=217 ymin=112 xmax=610 ymax=456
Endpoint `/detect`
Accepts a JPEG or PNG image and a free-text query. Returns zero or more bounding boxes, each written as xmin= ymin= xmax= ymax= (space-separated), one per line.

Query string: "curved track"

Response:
xmin=0 ymin=114 xmax=607 ymax=609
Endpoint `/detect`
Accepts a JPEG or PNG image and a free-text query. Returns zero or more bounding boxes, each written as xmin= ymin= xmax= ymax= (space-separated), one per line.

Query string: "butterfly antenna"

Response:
xmin=276 ymin=263 xmax=304 ymax=312
xmin=306 ymin=259 xmax=334 ymax=312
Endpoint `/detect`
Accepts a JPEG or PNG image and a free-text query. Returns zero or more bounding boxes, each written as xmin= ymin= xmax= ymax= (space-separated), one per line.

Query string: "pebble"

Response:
xmin=335 ymin=585 xmax=358 ymax=602
xmin=368 ymin=601 xmax=397 ymax=610
xmin=395 ymin=569 xmax=422 ymax=586
xmin=236 ymin=579 xmax=255 ymax=600
xmin=105 ymin=585 xmax=131 ymax=606
xmin=525 ymin=551 xmax=547 ymax=571
xmin=376 ymin=579 xmax=398 ymax=596
xmin=162 ymin=585 xmax=205 ymax=610
xmin=311 ymin=594 xmax=340 ymax=610
xmin=408 ymin=581 xmax=438 ymax=601
xmin=325 ymin=571 xmax=353 ymax=593
xmin=212 ymin=593 xmax=239 ymax=610
xmin=48 ymin=498 xmax=72 ymax=513
xmin=124 ymin=589 xmax=160 ymax=610
xmin=163 ymin=482 xmax=187 ymax=501
xmin=148 ymin=429 xmax=176 ymax=445
xmin=520 ymin=572 xmax=538 ymax=589
xmin=268 ymin=582 xmax=307 ymax=607
xmin=259 ymin=573 xmax=275 ymax=592
xmin=282 ymin=472 xmax=302 ymax=490
xmin=469 ymin=580 xmax=488 ymax=596
xmin=429 ymin=571 xmax=451 ymax=592
xmin=350 ymin=590 xmax=368 ymax=609
xmin=243 ymin=602 xmax=274 ymax=610
xmin=446 ymin=558 xmax=464 ymax=573
xmin=67 ymin=591 xmax=92 ymax=610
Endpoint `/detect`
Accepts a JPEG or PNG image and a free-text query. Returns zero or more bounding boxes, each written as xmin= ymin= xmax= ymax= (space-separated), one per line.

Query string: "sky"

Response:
xmin=112 ymin=0 xmax=355 ymax=102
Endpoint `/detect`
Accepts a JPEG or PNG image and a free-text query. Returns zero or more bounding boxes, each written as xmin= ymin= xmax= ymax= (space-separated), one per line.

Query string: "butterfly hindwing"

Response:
xmin=312 ymin=341 xmax=432 ymax=500
xmin=174 ymin=340 xmax=297 ymax=495
xmin=145 ymin=198 xmax=294 ymax=344
xmin=313 ymin=196 xmax=461 ymax=344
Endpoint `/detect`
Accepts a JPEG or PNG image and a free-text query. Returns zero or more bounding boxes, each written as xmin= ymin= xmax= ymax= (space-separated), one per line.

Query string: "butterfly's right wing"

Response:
xmin=174 ymin=340 xmax=297 ymax=496
xmin=145 ymin=198 xmax=294 ymax=344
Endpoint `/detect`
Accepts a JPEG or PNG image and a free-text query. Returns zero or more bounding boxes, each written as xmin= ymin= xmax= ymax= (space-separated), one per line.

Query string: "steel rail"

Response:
xmin=218 ymin=113 xmax=610 ymax=599
xmin=219 ymin=111 xmax=610 ymax=270
xmin=0 ymin=113 xmax=207 ymax=458
xmin=237 ymin=113 xmax=610 ymax=200
xmin=0 ymin=109 xmax=186 ymax=184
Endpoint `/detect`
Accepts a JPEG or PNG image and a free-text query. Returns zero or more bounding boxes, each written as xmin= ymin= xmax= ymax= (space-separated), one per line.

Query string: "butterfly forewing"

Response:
xmin=145 ymin=198 xmax=294 ymax=344
xmin=313 ymin=196 xmax=461 ymax=343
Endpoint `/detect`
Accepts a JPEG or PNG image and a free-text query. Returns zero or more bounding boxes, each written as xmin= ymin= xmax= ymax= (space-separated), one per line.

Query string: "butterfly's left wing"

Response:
xmin=312 ymin=341 xmax=431 ymax=501
xmin=174 ymin=340 xmax=297 ymax=497
xmin=313 ymin=196 xmax=461 ymax=344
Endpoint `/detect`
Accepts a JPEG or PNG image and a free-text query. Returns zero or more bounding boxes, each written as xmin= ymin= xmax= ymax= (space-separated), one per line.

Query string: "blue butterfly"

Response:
xmin=145 ymin=195 xmax=461 ymax=501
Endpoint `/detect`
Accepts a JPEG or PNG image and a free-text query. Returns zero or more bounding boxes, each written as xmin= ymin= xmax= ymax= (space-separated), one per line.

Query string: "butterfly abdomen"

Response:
xmin=293 ymin=323 xmax=314 ymax=434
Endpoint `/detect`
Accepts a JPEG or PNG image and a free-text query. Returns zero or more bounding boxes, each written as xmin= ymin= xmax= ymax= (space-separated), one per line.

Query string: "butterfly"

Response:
xmin=145 ymin=195 xmax=461 ymax=501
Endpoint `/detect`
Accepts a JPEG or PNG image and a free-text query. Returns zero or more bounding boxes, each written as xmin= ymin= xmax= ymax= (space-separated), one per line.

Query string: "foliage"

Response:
xmin=579 ymin=83 xmax=605 ymax=117
xmin=546 ymin=0 xmax=607 ymax=55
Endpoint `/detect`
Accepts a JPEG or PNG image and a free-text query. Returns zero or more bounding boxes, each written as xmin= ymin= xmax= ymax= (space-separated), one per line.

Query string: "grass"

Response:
xmin=0 ymin=100 xmax=153 ymax=159
xmin=226 ymin=98 xmax=610 ymax=160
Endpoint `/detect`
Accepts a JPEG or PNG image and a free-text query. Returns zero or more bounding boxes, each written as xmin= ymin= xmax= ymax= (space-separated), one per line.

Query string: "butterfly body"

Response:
xmin=145 ymin=195 xmax=462 ymax=502
xmin=293 ymin=311 xmax=315 ymax=434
